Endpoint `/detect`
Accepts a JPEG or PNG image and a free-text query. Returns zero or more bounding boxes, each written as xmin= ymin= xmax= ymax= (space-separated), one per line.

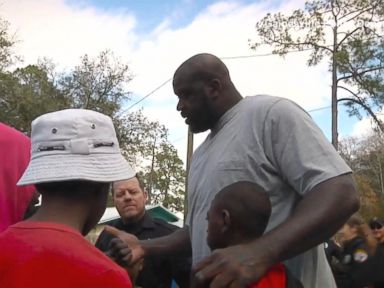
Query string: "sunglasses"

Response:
xmin=370 ymin=223 xmax=383 ymax=230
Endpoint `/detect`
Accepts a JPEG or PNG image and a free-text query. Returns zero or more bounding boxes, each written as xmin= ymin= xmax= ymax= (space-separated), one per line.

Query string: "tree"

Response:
xmin=0 ymin=34 xmax=187 ymax=212
xmin=117 ymin=110 xmax=186 ymax=212
xmin=0 ymin=64 xmax=70 ymax=133
xmin=251 ymin=0 xmax=384 ymax=149
xmin=143 ymin=142 xmax=186 ymax=212
xmin=117 ymin=109 xmax=161 ymax=168
xmin=0 ymin=17 xmax=18 ymax=71
xmin=339 ymin=134 xmax=384 ymax=218
xmin=59 ymin=50 xmax=132 ymax=118
xmin=354 ymin=174 xmax=382 ymax=220
xmin=0 ymin=50 xmax=133 ymax=134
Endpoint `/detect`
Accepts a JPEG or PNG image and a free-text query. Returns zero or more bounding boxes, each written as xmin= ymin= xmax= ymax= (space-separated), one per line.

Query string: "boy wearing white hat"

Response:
xmin=0 ymin=109 xmax=135 ymax=288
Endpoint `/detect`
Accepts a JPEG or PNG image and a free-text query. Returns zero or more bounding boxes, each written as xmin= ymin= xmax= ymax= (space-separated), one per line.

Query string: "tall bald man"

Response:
xmin=106 ymin=53 xmax=359 ymax=288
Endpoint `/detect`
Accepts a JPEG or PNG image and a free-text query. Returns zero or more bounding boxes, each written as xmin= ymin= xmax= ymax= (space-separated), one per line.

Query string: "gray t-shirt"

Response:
xmin=186 ymin=95 xmax=351 ymax=288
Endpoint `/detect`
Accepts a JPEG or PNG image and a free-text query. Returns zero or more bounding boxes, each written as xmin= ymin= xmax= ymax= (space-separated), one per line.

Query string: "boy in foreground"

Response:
xmin=202 ymin=181 xmax=303 ymax=288
xmin=0 ymin=109 xmax=135 ymax=288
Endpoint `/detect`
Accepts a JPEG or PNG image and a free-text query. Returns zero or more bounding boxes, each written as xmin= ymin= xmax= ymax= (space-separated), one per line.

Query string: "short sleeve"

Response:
xmin=262 ymin=99 xmax=351 ymax=195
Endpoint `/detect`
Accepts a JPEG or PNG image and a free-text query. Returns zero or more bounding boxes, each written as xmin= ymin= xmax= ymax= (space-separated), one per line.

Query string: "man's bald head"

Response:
xmin=173 ymin=53 xmax=243 ymax=133
xmin=173 ymin=53 xmax=230 ymax=85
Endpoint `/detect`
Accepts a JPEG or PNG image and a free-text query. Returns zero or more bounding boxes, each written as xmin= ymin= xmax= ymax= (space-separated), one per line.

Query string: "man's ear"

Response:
xmin=143 ymin=189 xmax=149 ymax=203
xmin=221 ymin=209 xmax=231 ymax=233
xmin=205 ymin=78 xmax=222 ymax=101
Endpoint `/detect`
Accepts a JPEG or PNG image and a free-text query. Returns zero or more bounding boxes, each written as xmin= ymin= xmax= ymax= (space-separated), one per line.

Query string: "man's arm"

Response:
xmin=105 ymin=225 xmax=192 ymax=264
xmin=262 ymin=173 xmax=358 ymax=260
xmin=192 ymin=173 xmax=359 ymax=288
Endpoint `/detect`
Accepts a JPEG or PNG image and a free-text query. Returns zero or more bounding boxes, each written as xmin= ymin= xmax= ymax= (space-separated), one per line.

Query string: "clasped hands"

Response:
xmin=104 ymin=226 xmax=273 ymax=288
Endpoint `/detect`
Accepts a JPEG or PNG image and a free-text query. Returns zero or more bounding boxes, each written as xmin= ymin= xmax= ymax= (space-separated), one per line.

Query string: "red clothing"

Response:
xmin=250 ymin=263 xmax=286 ymax=288
xmin=0 ymin=221 xmax=132 ymax=288
xmin=0 ymin=123 xmax=35 ymax=232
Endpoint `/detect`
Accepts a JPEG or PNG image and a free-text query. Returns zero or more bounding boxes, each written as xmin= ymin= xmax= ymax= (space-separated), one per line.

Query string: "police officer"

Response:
xmin=370 ymin=217 xmax=384 ymax=248
xmin=95 ymin=175 xmax=191 ymax=288
xmin=335 ymin=215 xmax=384 ymax=288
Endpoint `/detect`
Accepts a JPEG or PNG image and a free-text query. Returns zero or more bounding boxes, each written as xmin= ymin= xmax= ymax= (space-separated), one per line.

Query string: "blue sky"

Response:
xmin=2 ymin=0 xmax=374 ymax=164
xmin=67 ymin=0 xmax=268 ymax=32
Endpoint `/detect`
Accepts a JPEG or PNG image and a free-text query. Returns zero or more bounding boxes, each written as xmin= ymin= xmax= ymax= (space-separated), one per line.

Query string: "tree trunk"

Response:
xmin=332 ymin=26 xmax=338 ymax=150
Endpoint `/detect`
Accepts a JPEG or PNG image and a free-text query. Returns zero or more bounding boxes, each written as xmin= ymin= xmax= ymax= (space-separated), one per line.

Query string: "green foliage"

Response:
xmin=339 ymin=134 xmax=384 ymax=219
xmin=145 ymin=142 xmax=186 ymax=211
xmin=0 ymin=64 xmax=71 ymax=133
xmin=252 ymin=0 xmax=384 ymax=137
xmin=118 ymin=110 xmax=186 ymax=212
xmin=0 ymin=18 xmax=18 ymax=71
xmin=59 ymin=50 xmax=132 ymax=118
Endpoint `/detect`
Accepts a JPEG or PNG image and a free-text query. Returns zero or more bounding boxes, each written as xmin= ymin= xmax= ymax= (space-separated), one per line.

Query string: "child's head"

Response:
xmin=206 ymin=181 xmax=271 ymax=250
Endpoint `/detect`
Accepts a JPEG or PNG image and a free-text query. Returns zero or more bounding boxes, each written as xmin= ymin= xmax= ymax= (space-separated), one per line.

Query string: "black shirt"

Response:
xmin=334 ymin=237 xmax=384 ymax=288
xmin=95 ymin=212 xmax=191 ymax=288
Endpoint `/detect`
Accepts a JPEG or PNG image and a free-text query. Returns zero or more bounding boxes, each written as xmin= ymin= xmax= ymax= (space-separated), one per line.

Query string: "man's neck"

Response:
xmin=28 ymin=201 xmax=87 ymax=234
xmin=121 ymin=212 xmax=147 ymax=229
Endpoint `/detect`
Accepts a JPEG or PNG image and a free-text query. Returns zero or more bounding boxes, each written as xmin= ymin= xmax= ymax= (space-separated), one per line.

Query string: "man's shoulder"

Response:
xmin=237 ymin=95 xmax=293 ymax=120
xmin=245 ymin=94 xmax=284 ymax=105
xmin=244 ymin=95 xmax=300 ymax=113
xmin=103 ymin=218 xmax=122 ymax=228
xmin=152 ymin=218 xmax=180 ymax=233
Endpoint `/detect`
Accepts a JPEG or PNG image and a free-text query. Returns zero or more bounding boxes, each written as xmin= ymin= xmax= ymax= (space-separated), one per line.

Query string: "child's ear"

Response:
xmin=221 ymin=209 xmax=231 ymax=232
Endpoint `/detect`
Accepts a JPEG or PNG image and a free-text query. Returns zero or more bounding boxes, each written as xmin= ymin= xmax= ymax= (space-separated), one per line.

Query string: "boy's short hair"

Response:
xmin=214 ymin=181 xmax=271 ymax=238
xmin=35 ymin=180 xmax=109 ymax=200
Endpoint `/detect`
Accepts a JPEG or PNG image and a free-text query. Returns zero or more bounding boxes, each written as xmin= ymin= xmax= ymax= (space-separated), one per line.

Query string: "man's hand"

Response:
xmin=106 ymin=237 xmax=133 ymax=268
xmin=104 ymin=225 xmax=145 ymax=267
xmin=192 ymin=242 xmax=275 ymax=288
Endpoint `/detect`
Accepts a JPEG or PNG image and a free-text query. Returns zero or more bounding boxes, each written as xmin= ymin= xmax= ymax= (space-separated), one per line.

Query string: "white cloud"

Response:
xmin=1 ymin=0 xmax=137 ymax=69
xmin=2 ymin=0 xmax=342 ymax=164
xmin=350 ymin=112 xmax=384 ymax=139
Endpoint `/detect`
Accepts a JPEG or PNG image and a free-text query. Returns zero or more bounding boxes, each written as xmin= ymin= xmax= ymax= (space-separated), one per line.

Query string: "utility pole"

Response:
xmin=184 ymin=127 xmax=194 ymax=223
xmin=331 ymin=25 xmax=339 ymax=150
xmin=148 ymin=136 xmax=156 ymax=203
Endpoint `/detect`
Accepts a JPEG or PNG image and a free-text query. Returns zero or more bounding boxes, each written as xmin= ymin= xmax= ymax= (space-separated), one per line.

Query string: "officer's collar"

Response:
xmin=119 ymin=211 xmax=155 ymax=232
xmin=345 ymin=236 xmax=364 ymax=249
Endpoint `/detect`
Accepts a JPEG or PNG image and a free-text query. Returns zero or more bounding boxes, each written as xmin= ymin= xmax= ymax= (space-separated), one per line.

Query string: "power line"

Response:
xmin=118 ymin=77 xmax=172 ymax=115
xmin=307 ymin=105 xmax=331 ymax=113
xmin=171 ymin=135 xmax=186 ymax=143
xmin=220 ymin=47 xmax=315 ymax=60
xmin=119 ymin=48 xmax=318 ymax=113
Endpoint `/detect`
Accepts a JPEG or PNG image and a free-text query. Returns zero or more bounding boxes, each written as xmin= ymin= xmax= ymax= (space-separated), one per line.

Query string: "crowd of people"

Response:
xmin=0 ymin=53 xmax=382 ymax=288
xmin=325 ymin=216 xmax=384 ymax=287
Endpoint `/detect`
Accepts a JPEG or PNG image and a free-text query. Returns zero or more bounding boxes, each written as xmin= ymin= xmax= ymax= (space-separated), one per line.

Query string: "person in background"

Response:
xmin=105 ymin=53 xmax=359 ymax=288
xmin=370 ymin=217 xmax=384 ymax=247
xmin=0 ymin=109 xmax=135 ymax=288
xmin=335 ymin=215 xmax=384 ymax=288
xmin=324 ymin=237 xmax=344 ymax=285
xmin=324 ymin=238 xmax=343 ymax=265
xmin=96 ymin=176 xmax=191 ymax=288
xmin=204 ymin=181 xmax=303 ymax=288
xmin=0 ymin=123 xmax=35 ymax=232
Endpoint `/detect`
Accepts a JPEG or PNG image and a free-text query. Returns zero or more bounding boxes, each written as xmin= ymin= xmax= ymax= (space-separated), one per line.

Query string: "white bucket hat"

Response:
xmin=17 ymin=109 xmax=135 ymax=185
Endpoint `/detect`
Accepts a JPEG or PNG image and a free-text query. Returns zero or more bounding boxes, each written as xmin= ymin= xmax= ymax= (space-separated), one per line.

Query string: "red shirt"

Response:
xmin=250 ymin=263 xmax=286 ymax=288
xmin=0 ymin=123 xmax=35 ymax=232
xmin=0 ymin=221 xmax=132 ymax=288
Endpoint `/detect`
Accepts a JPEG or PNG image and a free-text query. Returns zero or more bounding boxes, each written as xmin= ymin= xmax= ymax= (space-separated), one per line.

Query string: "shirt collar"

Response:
xmin=118 ymin=211 xmax=155 ymax=233
xmin=210 ymin=98 xmax=244 ymax=136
